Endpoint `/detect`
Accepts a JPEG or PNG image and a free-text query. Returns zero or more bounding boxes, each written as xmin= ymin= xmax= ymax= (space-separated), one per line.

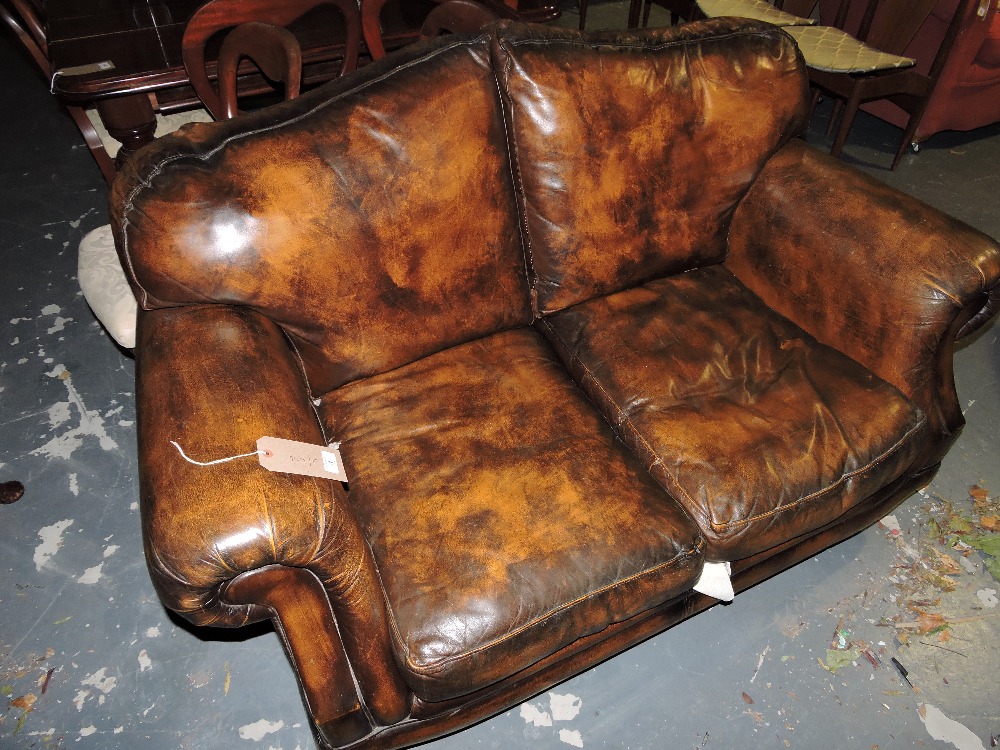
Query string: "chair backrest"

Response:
xmin=819 ymin=0 xmax=940 ymax=52
xmin=861 ymin=0 xmax=941 ymax=53
xmin=363 ymin=0 xmax=519 ymax=60
xmin=777 ymin=0 xmax=820 ymax=19
xmin=418 ymin=0 xmax=518 ymax=41
xmin=217 ymin=22 xmax=303 ymax=120
xmin=182 ymin=0 xmax=361 ymax=121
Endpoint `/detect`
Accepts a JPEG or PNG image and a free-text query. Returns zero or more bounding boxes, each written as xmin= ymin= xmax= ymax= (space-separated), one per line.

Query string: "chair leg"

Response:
xmin=579 ymin=0 xmax=588 ymax=29
xmin=891 ymin=111 xmax=922 ymax=170
xmin=891 ymin=137 xmax=914 ymax=171
xmin=891 ymin=94 xmax=933 ymax=170
xmin=825 ymin=99 xmax=844 ymax=137
xmin=642 ymin=0 xmax=652 ymax=26
xmin=831 ymin=89 xmax=862 ymax=158
xmin=808 ymin=87 xmax=822 ymax=118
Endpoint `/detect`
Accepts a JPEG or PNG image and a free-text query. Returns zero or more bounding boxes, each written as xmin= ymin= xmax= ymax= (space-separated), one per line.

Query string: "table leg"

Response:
xmin=97 ymin=94 xmax=157 ymax=169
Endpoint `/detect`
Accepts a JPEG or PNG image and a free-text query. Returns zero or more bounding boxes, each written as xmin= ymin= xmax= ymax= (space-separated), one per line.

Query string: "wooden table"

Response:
xmin=45 ymin=0 xmax=559 ymax=168
xmin=47 ymin=0 xmax=199 ymax=165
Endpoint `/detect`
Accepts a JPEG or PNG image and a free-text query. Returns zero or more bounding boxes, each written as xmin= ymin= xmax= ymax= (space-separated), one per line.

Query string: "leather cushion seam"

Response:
xmin=495 ymin=37 xmax=538 ymax=317
xmin=501 ymin=26 xmax=789 ymax=54
xmin=706 ymin=416 xmax=927 ymax=531
xmin=536 ymin=318 xmax=704 ymax=517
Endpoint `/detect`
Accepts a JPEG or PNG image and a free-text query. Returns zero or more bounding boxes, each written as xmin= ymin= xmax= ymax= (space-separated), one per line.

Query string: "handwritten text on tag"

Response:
xmin=257 ymin=436 xmax=347 ymax=481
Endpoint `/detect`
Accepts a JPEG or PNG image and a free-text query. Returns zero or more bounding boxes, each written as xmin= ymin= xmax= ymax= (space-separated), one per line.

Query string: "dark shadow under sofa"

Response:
xmin=109 ymin=18 xmax=1000 ymax=749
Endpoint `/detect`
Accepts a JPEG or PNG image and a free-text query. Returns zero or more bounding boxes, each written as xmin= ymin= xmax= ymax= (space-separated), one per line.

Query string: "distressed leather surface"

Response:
xmin=114 ymin=35 xmax=530 ymax=396
xmin=492 ymin=19 xmax=809 ymax=315
xmin=133 ymin=305 xmax=411 ymax=722
xmin=107 ymin=18 xmax=1000 ymax=747
xmin=539 ymin=265 xmax=930 ymax=560
xmin=319 ymin=327 xmax=704 ymax=701
xmin=726 ymin=141 xmax=1000 ymax=445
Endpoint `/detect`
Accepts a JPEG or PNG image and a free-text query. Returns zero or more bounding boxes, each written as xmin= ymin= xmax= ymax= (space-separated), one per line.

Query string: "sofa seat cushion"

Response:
xmin=537 ymin=265 xmax=930 ymax=561
xmin=318 ymin=327 xmax=704 ymax=702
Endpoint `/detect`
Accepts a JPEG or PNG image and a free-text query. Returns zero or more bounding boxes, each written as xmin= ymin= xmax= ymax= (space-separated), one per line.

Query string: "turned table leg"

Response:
xmin=97 ymin=93 xmax=157 ymax=169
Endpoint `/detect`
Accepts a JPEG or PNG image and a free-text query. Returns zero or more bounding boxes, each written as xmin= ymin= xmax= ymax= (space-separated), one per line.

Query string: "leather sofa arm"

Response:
xmin=135 ymin=304 xmax=408 ymax=737
xmin=726 ymin=140 xmax=1000 ymax=448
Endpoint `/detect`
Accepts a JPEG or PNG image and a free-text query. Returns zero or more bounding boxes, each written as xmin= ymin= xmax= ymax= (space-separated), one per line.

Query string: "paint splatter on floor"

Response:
xmin=919 ymin=703 xmax=987 ymax=750
xmin=238 ymin=718 xmax=285 ymax=741
xmin=519 ymin=693 xmax=585 ymax=745
xmin=519 ymin=702 xmax=552 ymax=727
xmin=78 ymin=563 xmax=103 ymax=584
xmin=32 ymin=364 xmax=118 ymax=460
xmin=549 ymin=692 xmax=583 ymax=721
xmin=33 ymin=519 xmax=74 ymax=570
xmin=559 ymin=728 xmax=584 ymax=747
xmin=80 ymin=667 xmax=117 ymax=707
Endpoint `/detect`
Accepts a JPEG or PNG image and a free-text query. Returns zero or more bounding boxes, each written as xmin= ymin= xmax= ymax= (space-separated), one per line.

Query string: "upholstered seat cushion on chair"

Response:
xmin=537 ymin=265 xmax=930 ymax=561
xmin=78 ymin=224 xmax=138 ymax=349
xmin=319 ymin=327 xmax=705 ymax=702
xmin=784 ymin=24 xmax=916 ymax=72
xmin=696 ymin=0 xmax=816 ymax=25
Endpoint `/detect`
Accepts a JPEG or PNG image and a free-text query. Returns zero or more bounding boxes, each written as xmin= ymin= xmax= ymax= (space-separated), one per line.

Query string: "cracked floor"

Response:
xmin=2 ymin=10 xmax=999 ymax=750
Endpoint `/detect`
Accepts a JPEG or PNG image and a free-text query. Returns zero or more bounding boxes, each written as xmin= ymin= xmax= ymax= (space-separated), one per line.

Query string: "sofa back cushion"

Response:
xmin=113 ymin=35 xmax=531 ymax=395
xmin=492 ymin=19 xmax=810 ymax=315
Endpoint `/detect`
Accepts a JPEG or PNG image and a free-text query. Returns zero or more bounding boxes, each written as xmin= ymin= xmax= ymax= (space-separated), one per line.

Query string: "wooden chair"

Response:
xmin=217 ymin=22 xmax=303 ymax=120
xmin=418 ymin=0 xmax=519 ymax=40
xmin=639 ymin=0 xmax=697 ymax=28
xmin=362 ymin=0 xmax=519 ymax=59
xmin=819 ymin=0 xmax=1000 ymax=146
xmin=1 ymin=0 xmax=117 ymax=182
xmin=182 ymin=0 xmax=361 ymax=121
xmin=640 ymin=0 xmax=817 ymax=28
xmin=363 ymin=0 xmax=422 ymax=60
xmin=776 ymin=0 xmax=823 ymax=15
xmin=784 ymin=0 xmax=975 ymax=168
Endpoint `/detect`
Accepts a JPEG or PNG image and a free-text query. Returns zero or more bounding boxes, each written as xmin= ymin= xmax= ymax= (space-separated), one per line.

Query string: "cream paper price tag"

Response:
xmin=256 ymin=436 xmax=347 ymax=481
xmin=56 ymin=61 xmax=115 ymax=76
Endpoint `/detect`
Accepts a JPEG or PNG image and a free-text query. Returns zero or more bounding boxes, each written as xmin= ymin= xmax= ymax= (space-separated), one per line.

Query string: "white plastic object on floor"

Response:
xmin=692 ymin=561 xmax=734 ymax=601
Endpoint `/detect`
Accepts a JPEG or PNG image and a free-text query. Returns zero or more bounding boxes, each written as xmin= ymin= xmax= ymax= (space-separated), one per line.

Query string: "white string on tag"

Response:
xmin=170 ymin=440 xmax=265 ymax=466
xmin=169 ymin=437 xmax=348 ymax=483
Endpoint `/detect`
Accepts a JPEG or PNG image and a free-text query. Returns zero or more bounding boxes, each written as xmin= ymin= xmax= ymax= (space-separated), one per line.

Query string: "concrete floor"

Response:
xmin=2 ymin=10 xmax=999 ymax=750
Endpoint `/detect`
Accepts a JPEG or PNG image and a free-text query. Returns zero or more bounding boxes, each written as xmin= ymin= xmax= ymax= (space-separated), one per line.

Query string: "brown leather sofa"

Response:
xmin=109 ymin=18 xmax=1000 ymax=750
